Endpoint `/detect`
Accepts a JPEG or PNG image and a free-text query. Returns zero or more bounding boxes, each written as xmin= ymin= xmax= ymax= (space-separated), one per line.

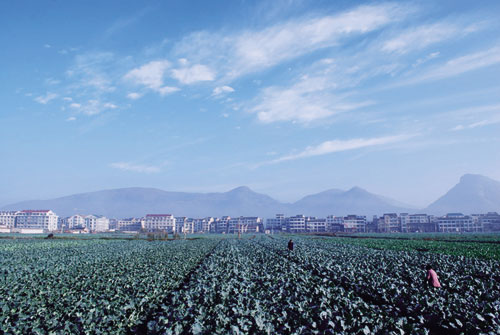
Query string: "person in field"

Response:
xmin=288 ymin=239 xmax=294 ymax=251
xmin=426 ymin=265 xmax=441 ymax=288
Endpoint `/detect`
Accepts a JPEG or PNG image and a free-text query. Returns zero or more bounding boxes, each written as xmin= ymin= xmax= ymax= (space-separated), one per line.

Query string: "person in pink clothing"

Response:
xmin=426 ymin=265 xmax=441 ymax=288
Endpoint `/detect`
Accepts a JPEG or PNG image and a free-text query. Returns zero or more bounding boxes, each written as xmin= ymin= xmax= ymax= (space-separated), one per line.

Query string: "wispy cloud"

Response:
xmin=174 ymin=3 xmax=410 ymax=80
xmin=124 ymin=60 xmax=179 ymax=95
xmin=69 ymin=99 xmax=118 ymax=115
xmin=212 ymin=85 xmax=235 ymax=96
xmin=34 ymin=92 xmax=58 ymax=104
xmin=250 ymin=73 xmax=373 ymax=123
xmin=404 ymin=45 xmax=500 ymax=84
xmin=109 ymin=162 xmax=161 ymax=173
xmin=263 ymin=134 xmax=414 ymax=165
xmin=451 ymin=104 xmax=500 ymax=131
xmin=67 ymin=52 xmax=116 ymax=93
xmin=171 ymin=64 xmax=216 ymax=84
xmin=126 ymin=92 xmax=143 ymax=100
xmin=381 ymin=22 xmax=470 ymax=54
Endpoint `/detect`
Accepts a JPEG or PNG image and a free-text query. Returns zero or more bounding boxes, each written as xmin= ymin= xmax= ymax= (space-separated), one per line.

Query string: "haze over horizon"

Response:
xmin=1 ymin=0 xmax=500 ymax=208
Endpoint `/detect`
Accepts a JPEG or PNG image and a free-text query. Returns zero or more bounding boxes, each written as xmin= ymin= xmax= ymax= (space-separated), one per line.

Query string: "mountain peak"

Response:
xmin=459 ymin=173 xmax=491 ymax=184
xmin=347 ymin=186 xmax=367 ymax=194
xmin=426 ymin=174 xmax=500 ymax=215
xmin=228 ymin=186 xmax=253 ymax=193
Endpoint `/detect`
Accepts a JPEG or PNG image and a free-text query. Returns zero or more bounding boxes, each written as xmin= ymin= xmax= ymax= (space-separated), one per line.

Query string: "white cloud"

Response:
xmin=63 ymin=97 xmax=73 ymax=102
xmin=69 ymin=100 xmax=118 ymax=115
xmin=452 ymin=114 xmax=500 ymax=131
xmin=110 ymin=162 xmax=161 ymax=173
xmin=412 ymin=52 xmax=440 ymax=67
xmin=382 ymin=23 xmax=464 ymax=54
xmin=171 ymin=64 xmax=216 ymax=84
xmin=124 ymin=60 xmax=170 ymax=88
xmin=34 ymin=93 xmax=58 ymax=104
xmin=45 ymin=78 xmax=60 ymax=85
xmin=124 ymin=60 xmax=180 ymax=95
xmin=156 ymin=86 xmax=180 ymax=95
xmin=103 ymin=102 xmax=118 ymax=109
xmin=251 ymin=75 xmax=373 ymax=123
xmin=66 ymin=116 xmax=76 ymax=121
xmin=406 ymin=45 xmax=500 ymax=84
xmin=174 ymin=3 xmax=409 ymax=80
xmin=68 ymin=52 xmax=115 ymax=92
xmin=212 ymin=85 xmax=235 ymax=96
xmin=266 ymin=134 xmax=414 ymax=165
xmin=126 ymin=92 xmax=143 ymax=100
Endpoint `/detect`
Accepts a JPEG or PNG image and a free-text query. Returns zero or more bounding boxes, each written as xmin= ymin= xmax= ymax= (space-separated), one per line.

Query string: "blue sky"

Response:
xmin=1 ymin=0 xmax=500 ymax=207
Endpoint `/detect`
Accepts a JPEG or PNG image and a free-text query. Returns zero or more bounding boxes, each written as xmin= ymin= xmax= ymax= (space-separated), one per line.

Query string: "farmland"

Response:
xmin=1 ymin=235 xmax=499 ymax=334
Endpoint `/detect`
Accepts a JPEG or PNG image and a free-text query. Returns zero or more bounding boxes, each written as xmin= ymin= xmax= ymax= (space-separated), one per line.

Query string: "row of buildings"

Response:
xmin=267 ymin=212 xmax=500 ymax=233
xmin=1 ymin=210 xmax=500 ymax=234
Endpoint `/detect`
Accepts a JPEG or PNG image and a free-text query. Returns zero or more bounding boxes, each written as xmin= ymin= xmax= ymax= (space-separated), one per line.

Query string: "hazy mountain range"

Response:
xmin=2 ymin=174 xmax=499 ymax=218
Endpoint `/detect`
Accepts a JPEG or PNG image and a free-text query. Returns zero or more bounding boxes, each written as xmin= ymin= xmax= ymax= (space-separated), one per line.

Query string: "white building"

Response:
xmin=437 ymin=213 xmax=480 ymax=232
xmin=117 ymin=218 xmax=143 ymax=232
xmin=67 ymin=214 xmax=86 ymax=229
xmin=15 ymin=210 xmax=59 ymax=232
xmin=182 ymin=218 xmax=195 ymax=234
xmin=326 ymin=215 xmax=344 ymax=232
xmin=343 ymin=215 xmax=366 ymax=233
xmin=306 ymin=217 xmax=327 ymax=232
xmin=266 ymin=214 xmax=285 ymax=232
xmin=215 ymin=216 xmax=231 ymax=234
xmin=285 ymin=215 xmax=306 ymax=233
xmin=0 ymin=211 xmax=18 ymax=228
xmin=144 ymin=214 xmax=176 ymax=233
xmin=84 ymin=215 xmax=110 ymax=232
xmin=378 ymin=213 xmax=400 ymax=233
xmin=228 ymin=217 xmax=263 ymax=233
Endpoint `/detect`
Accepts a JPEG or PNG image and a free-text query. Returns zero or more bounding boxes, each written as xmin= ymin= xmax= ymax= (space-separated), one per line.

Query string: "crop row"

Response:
xmin=261 ymin=236 xmax=500 ymax=334
xmin=0 ymin=238 xmax=218 ymax=334
xmin=316 ymin=236 xmax=500 ymax=261
xmin=144 ymin=238 xmax=439 ymax=335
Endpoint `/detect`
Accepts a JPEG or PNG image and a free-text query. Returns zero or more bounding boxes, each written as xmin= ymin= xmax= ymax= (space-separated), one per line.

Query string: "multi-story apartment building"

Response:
xmin=84 ymin=215 xmax=110 ymax=232
xmin=144 ymin=214 xmax=176 ymax=233
xmin=117 ymin=218 xmax=143 ymax=232
xmin=175 ymin=217 xmax=187 ymax=233
xmin=0 ymin=211 xmax=18 ymax=228
xmin=182 ymin=218 xmax=195 ymax=234
xmin=343 ymin=215 xmax=366 ymax=233
xmin=201 ymin=217 xmax=215 ymax=233
xmin=266 ymin=214 xmax=285 ymax=232
xmin=285 ymin=215 xmax=306 ymax=233
xmin=215 ymin=216 xmax=231 ymax=234
xmin=326 ymin=215 xmax=344 ymax=232
xmin=437 ymin=213 xmax=480 ymax=232
xmin=378 ymin=213 xmax=400 ymax=233
xmin=306 ymin=217 xmax=326 ymax=232
xmin=15 ymin=210 xmax=59 ymax=231
xmin=228 ymin=217 xmax=263 ymax=233
xmin=399 ymin=213 xmax=409 ymax=233
xmin=66 ymin=214 xmax=86 ymax=229
xmin=478 ymin=212 xmax=500 ymax=231
xmin=407 ymin=214 xmax=436 ymax=232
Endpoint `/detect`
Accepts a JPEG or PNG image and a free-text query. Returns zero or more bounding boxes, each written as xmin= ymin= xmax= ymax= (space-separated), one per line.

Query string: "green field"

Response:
xmin=1 ymin=235 xmax=499 ymax=334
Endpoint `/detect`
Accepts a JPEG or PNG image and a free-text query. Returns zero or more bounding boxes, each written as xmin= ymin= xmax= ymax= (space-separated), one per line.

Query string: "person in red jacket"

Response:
xmin=426 ymin=265 xmax=441 ymax=288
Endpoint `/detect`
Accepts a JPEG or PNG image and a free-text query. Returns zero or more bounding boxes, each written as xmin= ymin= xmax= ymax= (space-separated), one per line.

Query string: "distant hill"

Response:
xmin=425 ymin=174 xmax=500 ymax=215
xmin=2 ymin=185 xmax=414 ymax=218
xmin=1 ymin=187 xmax=287 ymax=218
xmin=291 ymin=187 xmax=414 ymax=217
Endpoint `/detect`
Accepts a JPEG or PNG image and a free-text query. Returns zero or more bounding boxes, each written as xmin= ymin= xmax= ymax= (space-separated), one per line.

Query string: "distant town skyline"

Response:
xmin=1 ymin=0 xmax=500 ymax=207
